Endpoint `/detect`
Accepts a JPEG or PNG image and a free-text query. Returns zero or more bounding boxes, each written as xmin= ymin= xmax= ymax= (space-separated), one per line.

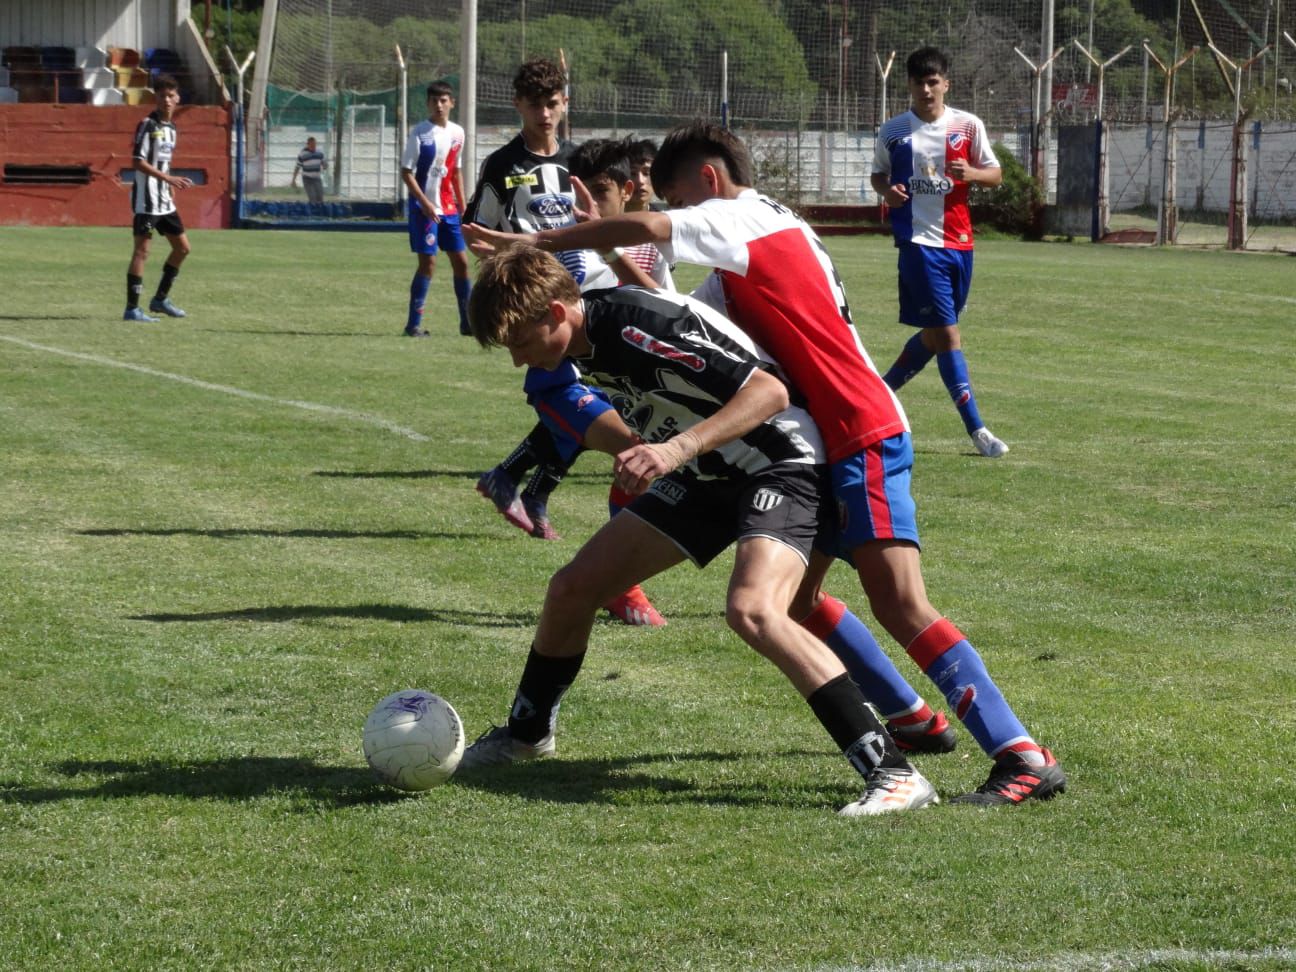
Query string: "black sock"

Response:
xmin=126 ymin=273 xmax=143 ymax=309
xmin=806 ymin=674 xmax=908 ymax=780
xmin=508 ymin=646 xmax=586 ymax=744
xmin=498 ymin=423 xmax=548 ymax=484
xmin=154 ymin=262 xmax=179 ymax=301
xmin=522 ymin=462 xmax=568 ymax=505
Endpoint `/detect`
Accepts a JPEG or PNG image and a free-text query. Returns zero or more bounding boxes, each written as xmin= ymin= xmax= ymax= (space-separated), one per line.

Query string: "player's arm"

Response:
xmin=401 ymin=168 xmax=437 ymax=219
xmin=464 ymin=210 xmax=671 ymax=255
xmin=291 ymin=159 xmax=300 ymax=186
xmin=946 ymin=158 xmax=1002 ymax=187
xmin=870 ymin=170 xmax=906 ymax=206
xmin=134 ymin=156 xmax=191 ymax=190
xmin=613 ymin=368 xmax=789 ymax=495
xmin=452 ymin=164 xmax=467 ymax=214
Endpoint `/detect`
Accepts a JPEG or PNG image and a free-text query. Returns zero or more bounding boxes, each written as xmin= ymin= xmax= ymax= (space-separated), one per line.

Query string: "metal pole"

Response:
xmin=721 ymin=50 xmax=729 ymax=128
xmin=395 ymin=45 xmax=407 ymax=208
xmin=460 ymin=0 xmax=478 ymax=201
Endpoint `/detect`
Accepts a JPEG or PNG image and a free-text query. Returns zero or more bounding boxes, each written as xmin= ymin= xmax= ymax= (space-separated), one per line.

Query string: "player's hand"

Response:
xmin=170 ymin=175 xmax=194 ymax=190
xmin=570 ymin=175 xmax=599 ymax=223
xmin=946 ymin=158 xmax=971 ymax=182
xmin=463 ymin=223 xmax=536 ymax=252
xmin=612 ymin=443 xmax=675 ymax=496
xmin=884 ymin=183 xmax=909 ymax=207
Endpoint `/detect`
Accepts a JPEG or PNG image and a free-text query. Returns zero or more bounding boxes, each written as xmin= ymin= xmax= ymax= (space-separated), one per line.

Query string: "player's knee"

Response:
xmin=546 ymin=561 xmax=604 ymax=615
xmin=725 ymin=590 xmax=780 ymax=651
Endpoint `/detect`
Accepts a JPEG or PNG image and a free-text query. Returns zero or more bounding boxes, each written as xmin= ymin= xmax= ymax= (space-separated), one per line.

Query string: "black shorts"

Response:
xmin=133 ymin=211 xmax=185 ymax=239
xmin=627 ymin=463 xmax=832 ymax=567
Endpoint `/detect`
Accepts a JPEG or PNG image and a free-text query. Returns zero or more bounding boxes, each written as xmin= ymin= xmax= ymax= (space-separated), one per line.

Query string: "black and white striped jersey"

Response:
xmin=465 ymin=134 xmax=616 ymax=289
xmin=131 ymin=111 xmax=177 ymax=216
xmin=576 ymin=287 xmax=825 ymax=480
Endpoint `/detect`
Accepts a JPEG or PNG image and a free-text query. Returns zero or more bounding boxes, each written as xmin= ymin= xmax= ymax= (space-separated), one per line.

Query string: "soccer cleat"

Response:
xmin=603 ymin=585 xmax=666 ymax=627
xmin=458 ymin=724 xmax=555 ymax=770
xmin=886 ymin=711 xmax=958 ymax=754
xmin=148 ymin=297 xmax=186 ymax=318
xmin=404 ymin=327 xmax=430 ymax=338
xmin=459 ymin=322 xmax=472 ymax=336
xmin=123 ymin=306 xmax=159 ymax=322
xmin=522 ymin=497 xmax=561 ymax=540
xmin=971 ymin=427 xmax=1010 ymax=458
xmin=475 ymin=467 xmax=534 ymax=535
xmin=839 ymin=765 xmax=940 ymax=816
xmin=950 ymin=748 xmax=1067 ymax=806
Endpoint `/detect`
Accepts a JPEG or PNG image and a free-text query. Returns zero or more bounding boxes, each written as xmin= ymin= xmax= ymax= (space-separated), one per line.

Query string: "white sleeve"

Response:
xmin=972 ymin=116 xmax=999 ymax=169
xmin=871 ymin=129 xmax=891 ymax=176
xmin=400 ymin=128 xmax=419 ymax=172
xmin=664 ymin=203 xmax=750 ymax=275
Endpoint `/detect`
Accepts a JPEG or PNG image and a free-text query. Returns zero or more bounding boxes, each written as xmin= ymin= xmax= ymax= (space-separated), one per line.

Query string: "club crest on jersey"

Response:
xmin=620 ymin=326 xmax=704 ymax=372
xmin=750 ymin=488 xmax=784 ymax=513
xmin=575 ymin=393 xmax=596 ymax=412
xmin=948 ymin=131 xmax=968 ymax=151
xmin=528 ymin=194 xmax=571 ymax=219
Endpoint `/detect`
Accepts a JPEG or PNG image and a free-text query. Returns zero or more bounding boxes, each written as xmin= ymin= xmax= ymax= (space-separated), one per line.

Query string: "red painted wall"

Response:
xmin=0 ymin=104 xmax=231 ymax=228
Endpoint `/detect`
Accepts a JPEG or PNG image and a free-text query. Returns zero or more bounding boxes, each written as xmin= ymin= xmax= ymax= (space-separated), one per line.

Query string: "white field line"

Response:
xmin=0 ymin=335 xmax=429 ymax=442
xmin=814 ymin=946 xmax=1296 ymax=972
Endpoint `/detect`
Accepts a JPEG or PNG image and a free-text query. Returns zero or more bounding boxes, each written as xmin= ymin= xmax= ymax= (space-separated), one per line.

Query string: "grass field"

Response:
xmin=2 ymin=227 xmax=1294 ymax=971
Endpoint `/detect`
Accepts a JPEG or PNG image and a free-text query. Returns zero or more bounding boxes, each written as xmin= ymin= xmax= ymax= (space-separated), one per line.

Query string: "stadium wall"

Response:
xmin=0 ymin=104 xmax=231 ymax=228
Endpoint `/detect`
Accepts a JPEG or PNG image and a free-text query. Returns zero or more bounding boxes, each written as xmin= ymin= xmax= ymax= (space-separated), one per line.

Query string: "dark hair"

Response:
xmin=153 ymin=74 xmax=180 ymax=94
xmin=906 ymin=47 xmax=949 ymax=79
xmin=625 ymin=137 xmax=658 ymax=167
xmin=650 ymin=121 xmax=753 ymax=194
xmin=513 ymin=58 xmax=566 ymax=101
xmin=426 ymin=80 xmax=455 ymax=100
xmin=569 ymin=138 xmax=631 ymax=185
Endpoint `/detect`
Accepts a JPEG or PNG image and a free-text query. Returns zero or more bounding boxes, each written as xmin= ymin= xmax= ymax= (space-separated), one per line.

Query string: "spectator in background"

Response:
xmin=292 ymin=136 xmax=326 ymax=206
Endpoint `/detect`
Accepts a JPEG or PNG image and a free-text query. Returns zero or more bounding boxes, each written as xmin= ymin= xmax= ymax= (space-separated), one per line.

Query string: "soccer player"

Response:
xmin=624 ymin=136 xmax=664 ymax=213
xmin=458 ymin=245 xmax=939 ymax=817
xmin=872 ymin=47 xmax=1009 ymax=459
xmin=291 ymin=136 xmax=326 ymax=206
xmin=464 ymin=59 xmax=663 ymax=626
xmin=124 ymin=74 xmax=192 ymax=322
xmin=464 ymin=122 xmax=1067 ymax=806
xmin=401 ymin=81 xmax=471 ymax=337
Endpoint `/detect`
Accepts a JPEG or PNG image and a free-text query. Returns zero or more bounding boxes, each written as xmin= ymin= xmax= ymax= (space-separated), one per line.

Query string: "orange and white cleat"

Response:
xmin=603 ymin=584 xmax=666 ymax=627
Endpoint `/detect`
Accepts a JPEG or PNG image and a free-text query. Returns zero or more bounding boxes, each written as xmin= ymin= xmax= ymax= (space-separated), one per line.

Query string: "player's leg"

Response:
xmin=439 ymin=215 xmax=473 ymax=336
xmin=791 ymin=550 xmax=954 ymax=753
xmin=124 ymin=221 xmax=158 ymax=321
xmin=405 ymin=209 xmax=437 ymax=336
xmin=521 ymin=382 xmax=617 ymax=538
xmin=723 ymin=471 xmax=936 ymax=815
xmin=149 ymin=223 xmax=191 ymax=318
xmin=459 ymin=509 xmax=685 ymax=769
xmin=882 ymin=244 xmax=935 ymax=390
xmin=836 ymin=434 xmax=1064 ymax=803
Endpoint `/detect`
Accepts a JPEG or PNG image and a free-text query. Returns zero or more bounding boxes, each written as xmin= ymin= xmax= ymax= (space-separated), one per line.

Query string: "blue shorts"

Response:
xmin=897 ymin=243 xmax=973 ymax=328
xmin=408 ymin=211 xmax=466 ymax=256
xmin=824 ymin=432 xmax=921 ymax=558
xmin=528 ymin=380 xmax=616 ymax=465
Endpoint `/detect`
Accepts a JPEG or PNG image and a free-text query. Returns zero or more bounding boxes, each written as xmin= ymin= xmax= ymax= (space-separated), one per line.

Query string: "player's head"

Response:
xmin=905 ymin=47 xmax=950 ymax=116
xmin=469 ymin=246 xmax=581 ymax=370
xmin=512 ymin=58 xmax=567 ymax=142
xmin=906 ymin=47 xmax=949 ymax=80
xmin=153 ymin=74 xmax=181 ymax=114
xmin=651 ymin=121 xmax=754 ymax=208
xmin=306 ymin=136 xmax=317 ymax=150
xmin=569 ymin=139 xmax=633 ymax=219
xmin=625 ymin=137 xmax=658 ymax=211
xmin=426 ymin=80 xmax=455 ymax=121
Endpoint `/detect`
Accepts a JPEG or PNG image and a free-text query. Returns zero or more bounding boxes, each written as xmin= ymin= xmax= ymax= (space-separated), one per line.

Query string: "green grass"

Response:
xmin=2 ymin=228 xmax=1294 ymax=971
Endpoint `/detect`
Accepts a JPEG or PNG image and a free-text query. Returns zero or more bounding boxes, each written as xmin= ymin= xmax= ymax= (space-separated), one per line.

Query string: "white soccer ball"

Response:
xmin=362 ymin=689 xmax=465 ymax=791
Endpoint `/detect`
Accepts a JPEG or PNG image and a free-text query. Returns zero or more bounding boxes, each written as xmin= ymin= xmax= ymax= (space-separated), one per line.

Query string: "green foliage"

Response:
xmin=971 ymin=142 xmax=1043 ymax=239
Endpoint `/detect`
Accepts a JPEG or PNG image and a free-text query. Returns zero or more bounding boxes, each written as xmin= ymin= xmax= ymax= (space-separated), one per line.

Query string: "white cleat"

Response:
xmin=839 ymin=765 xmax=940 ymax=817
xmin=458 ymin=724 xmax=555 ymax=770
xmin=971 ymin=427 xmax=1010 ymax=458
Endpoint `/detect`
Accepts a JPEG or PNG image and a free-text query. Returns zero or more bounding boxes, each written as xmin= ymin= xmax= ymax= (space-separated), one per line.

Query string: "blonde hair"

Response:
xmin=468 ymin=245 xmax=580 ymax=348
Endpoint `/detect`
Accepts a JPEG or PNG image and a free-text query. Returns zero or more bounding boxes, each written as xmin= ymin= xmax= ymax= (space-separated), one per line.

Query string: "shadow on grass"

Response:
xmin=80 ymin=527 xmax=481 ymax=541
xmin=199 ymin=329 xmax=386 ymax=338
xmin=0 ymin=756 xmax=401 ymax=808
xmin=0 ymin=750 xmax=844 ymax=811
xmin=313 ymin=468 xmax=607 ymax=482
xmin=128 ymin=603 xmax=539 ymax=626
xmin=452 ymin=748 xmax=846 ymax=810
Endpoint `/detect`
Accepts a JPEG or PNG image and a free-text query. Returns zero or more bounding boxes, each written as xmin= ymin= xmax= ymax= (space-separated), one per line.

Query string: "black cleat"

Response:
xmin=951 ymin=748 xmax=1067 ymax=806
xmin=886 ymin=711 xmax=958 ymax=754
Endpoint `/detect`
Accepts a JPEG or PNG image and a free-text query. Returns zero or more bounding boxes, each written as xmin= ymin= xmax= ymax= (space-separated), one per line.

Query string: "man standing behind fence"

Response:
xmin=872 ymin=47 xmax=1008 ymax=459
xmin=291 ymin=136 xmax=326 ymax=206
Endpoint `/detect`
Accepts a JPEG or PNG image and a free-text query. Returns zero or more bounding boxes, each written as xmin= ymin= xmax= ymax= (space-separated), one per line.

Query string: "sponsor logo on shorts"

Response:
xmin=649 ymin=478 xmax=686 ymax=505
xmin=528 ymin=194 xmax=572 ymax=219
xmin=619 ymin=326 xmax=705 ymax=371
xmin=751 ymin=488 xmax=784 ymax=512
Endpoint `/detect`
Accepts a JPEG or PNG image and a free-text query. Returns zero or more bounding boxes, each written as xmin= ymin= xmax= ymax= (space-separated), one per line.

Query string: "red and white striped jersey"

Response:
xmin=873 ymin=107 xmax=997 ymax=250
xmin=664 ymin=189 xmax=908 ymax=462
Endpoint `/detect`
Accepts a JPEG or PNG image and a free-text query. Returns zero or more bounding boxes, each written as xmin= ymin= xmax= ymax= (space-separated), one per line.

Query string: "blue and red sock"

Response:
xmin=906 ymin=618 xmax=1044 ymax=764
xmin=453 ymin=275 xmax=472 ymax=334
xmin=883 ymin=333 xmax=935 ymax=390
xmin=407 ymin=272 xmax=431 ymax=333
xmin=935 ymin=349 xmax=984 ymax=435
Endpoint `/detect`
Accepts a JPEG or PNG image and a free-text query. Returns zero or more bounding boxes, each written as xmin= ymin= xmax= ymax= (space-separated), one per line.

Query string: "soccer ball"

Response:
xmin=362 ymin=690 xmax=465 ymax=791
